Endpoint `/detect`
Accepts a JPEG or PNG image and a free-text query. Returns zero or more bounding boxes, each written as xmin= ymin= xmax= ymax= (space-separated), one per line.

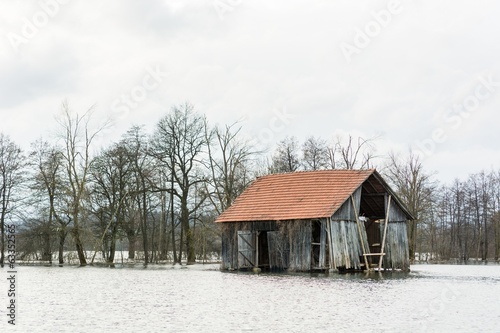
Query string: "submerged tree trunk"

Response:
xmin=43 ymin=197 xmax=55 ymax=262
xmin=0 ymin=212 xmax=5 ymax=268
xmin=141 ymin=192 xmax=149 ymax=265
xmin=496 ymin=217 xmax=500 ymax=262
xmin=72 ymin=225 xmax=87 ymax=266
xmin=58 ymin=229 xmax=67 ymax=264
xmin=42 ymin=231 xmax=52 ymax=262
xmin=159 ymin=191 xmax=167 ymax=261
xmin=179 ymin=220 xmax=184 ymax=264
xmin=170 ymin=169 xmax=178 ymax=264
xmin=107 ymin=225 xmax=118 ymax=263
xmin=408 ymin=219 xmax=417 ymax=262
xmin=482 ymin=216 xmax=488 ymax=261
xmin=127 ymin=230 xmax=136 ymax=260
xmin=181 ymin=195 xmax=196 ymax=264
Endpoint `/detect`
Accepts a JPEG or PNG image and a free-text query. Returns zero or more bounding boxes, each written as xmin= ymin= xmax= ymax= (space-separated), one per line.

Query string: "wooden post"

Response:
xmin=378 ymin=195 xmax=392 ymax=270
xmin=255 ymin=231 xmax=259 ymax=268
xmin=253 ymin=231 xmax=261 ymax=273
xmin=326 ymin=217 xmax=336 ymax=272
xmin=351 ymin=194 xmax=370 ymax=271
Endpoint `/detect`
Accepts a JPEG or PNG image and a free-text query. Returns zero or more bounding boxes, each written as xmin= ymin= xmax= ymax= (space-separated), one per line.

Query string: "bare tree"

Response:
xmin=0 ymin=134 xmax=25 ymax=267
xmin=494 ymin=171 xmax=500 ymax=262
xmin=121 ymin=126 xmax=156 ymax=264
xmin=89 ymin=142 xmax=132 ymax=263
xmin=302 ymin=136 xmax=328 ymax=171
xmin=385 ymin=150 xmax=435 ymax=262
xmin=428 ymin=170 xmax=500 ymax=263
xmin=205 ymin=122 xmax=256 ymax=215
xmin=330 ymin=134 xmax=378 ymax=170
xmin=270 ymin=136 xmax=301 ymax=173
xmin=56 ymin=102 xmax=105 ymax=266
xmin=29 ymin=139 xmax=66 ymax=263
xmin=153 ymin=103 xmax=208 ymax=264
xmin=494 ymin=210 xmax=500 ymax=262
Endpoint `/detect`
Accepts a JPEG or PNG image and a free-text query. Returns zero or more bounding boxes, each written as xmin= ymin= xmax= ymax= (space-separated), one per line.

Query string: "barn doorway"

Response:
xmin=257 ymin=231 xmax=270 ymax=268
xmin=237 ymin=230 xmax=271 ymax=270
xmin=364 ymin=219 xmax=382 ymax=265
xmin=311 ymin=220 xmax=321 ymax=269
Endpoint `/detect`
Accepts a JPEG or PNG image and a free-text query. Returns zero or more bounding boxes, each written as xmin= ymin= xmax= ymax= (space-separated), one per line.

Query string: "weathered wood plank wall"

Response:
xmin=328 ymin=186 xmax=368 ymax=270
xmin=287 ymin=220 xmax=312 ymax=271
xmin=381 ymin=202 xmax=410 ymax=270
xmin=220 ymin=221 xmax=279 ymax=270
xmin=267 ymin=231 xmax=289 ymax=270
xmin=221 ymin=223 xmax=238 ymax=270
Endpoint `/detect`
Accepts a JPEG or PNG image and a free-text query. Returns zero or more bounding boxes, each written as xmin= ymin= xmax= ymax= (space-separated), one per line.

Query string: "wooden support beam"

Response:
xmin=351 ymin=194 xmax=370 ymax=271
xmin=255 ymin=231 xmax=259 ymax=268
xmin=378 ymin=195 xmax=392 ymax=270
xmin=326 ymin=217 xmax=336 ymax=272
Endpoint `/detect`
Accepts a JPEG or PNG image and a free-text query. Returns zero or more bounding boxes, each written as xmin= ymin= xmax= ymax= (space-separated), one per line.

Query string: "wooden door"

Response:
xmin=237 ymin=231 xmax=255 ymax=268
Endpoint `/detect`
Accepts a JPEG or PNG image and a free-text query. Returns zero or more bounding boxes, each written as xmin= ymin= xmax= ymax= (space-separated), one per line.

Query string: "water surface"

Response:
xmin=1 ymin=264 xmax=499 ymax=332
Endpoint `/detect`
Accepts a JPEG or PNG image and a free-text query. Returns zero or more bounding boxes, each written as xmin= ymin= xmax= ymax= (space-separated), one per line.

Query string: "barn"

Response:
xmin=215 ymin=169 xmax=414 ymax=272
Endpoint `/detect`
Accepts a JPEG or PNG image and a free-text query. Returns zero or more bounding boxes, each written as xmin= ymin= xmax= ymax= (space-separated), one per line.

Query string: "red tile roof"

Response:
xmin=215 ymin=169 xmax=376 ymax=223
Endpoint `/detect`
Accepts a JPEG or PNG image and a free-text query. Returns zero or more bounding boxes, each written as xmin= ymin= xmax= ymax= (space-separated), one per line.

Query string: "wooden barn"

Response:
xmin=215 ymin=169 xmax=414 ymax=272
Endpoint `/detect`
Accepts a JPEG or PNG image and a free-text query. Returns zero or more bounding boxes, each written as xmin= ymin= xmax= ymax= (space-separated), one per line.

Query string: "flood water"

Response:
xmin=1 ymin=264 xmax=499 ymax=332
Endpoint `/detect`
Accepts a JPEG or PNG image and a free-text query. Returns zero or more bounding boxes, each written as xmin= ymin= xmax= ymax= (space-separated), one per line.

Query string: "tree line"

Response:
xmin=0 ymin=101 xmax=499 ymax=266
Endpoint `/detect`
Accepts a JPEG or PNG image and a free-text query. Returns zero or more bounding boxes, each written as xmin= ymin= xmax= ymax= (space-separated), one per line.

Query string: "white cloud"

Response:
xmin=0 ymin=0 xmax=499 ymax=180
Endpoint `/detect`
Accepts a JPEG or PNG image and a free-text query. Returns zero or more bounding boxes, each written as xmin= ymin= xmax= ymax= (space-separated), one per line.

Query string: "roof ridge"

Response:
xmin=257 ymin=168 xmax=376 ymax=178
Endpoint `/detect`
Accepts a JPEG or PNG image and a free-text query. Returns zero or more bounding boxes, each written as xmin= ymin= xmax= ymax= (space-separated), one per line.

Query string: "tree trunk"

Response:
xmin=170 ymin=172 xmax=178 ymax=264
xmin=141 ymin=192 xmax=149 ymax=265
xmin=179 ymin=219 xmax=184 ymax=264
xmin=58 ymin=229 xmax=66 ymax=264
xmin=495 ymin=213 xmax=500 ymax=261
xmin=408 ymin=219 xmax=417 ymax=262
xmin=42 ymin=230 xmax=52 ymax=262
xmin=151 ymin=210 xmax=156 ymax=263
xmin=72 ymin=227 xmax=87 ymax=266
xmin=0 ymin=213 xmax=5 ymax=268
xmin=181 ymin=196 xmax=196 ymax=264
xmin=495 ymin=216 xmax=500 ymax=262
xmin=186 ymin=227 xmax=196 ymax=264
xmin=127 ymin=230 xmax=136 ymax=260
xmin=482 ymin=217 xmax=488 ymax=261
xmin=159 ymin=192 xmax=167 ymax=260
xmin=108 ymin=234 xmax=116 ymax=264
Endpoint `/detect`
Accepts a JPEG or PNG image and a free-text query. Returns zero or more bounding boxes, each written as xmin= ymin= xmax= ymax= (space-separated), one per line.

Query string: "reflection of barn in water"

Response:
xmin=216 ymin=169 xmax=413 ymax=272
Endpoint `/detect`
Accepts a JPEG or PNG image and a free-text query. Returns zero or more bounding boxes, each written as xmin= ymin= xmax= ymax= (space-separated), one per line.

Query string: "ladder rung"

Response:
xmin=363 ymin=253 xmax=385 ymax=256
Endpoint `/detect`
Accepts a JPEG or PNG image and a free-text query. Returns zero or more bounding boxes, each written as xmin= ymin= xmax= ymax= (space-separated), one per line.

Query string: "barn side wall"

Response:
xmin=220 ymin=220 xmax=318 ymax=271
xmin=328 ymin=186 xmax=367 ymax=270
xmin=220 ymin=223 xmax=238 ymax=270
xmin=381 ymin=203 xmax=410 ymax=271
xmin=284 ymin=220 xmax=312 ymax=271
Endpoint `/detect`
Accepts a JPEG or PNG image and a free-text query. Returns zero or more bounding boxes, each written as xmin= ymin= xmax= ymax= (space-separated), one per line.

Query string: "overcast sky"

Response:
xmin=1 ymin=0 xmax=499 ymax=183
